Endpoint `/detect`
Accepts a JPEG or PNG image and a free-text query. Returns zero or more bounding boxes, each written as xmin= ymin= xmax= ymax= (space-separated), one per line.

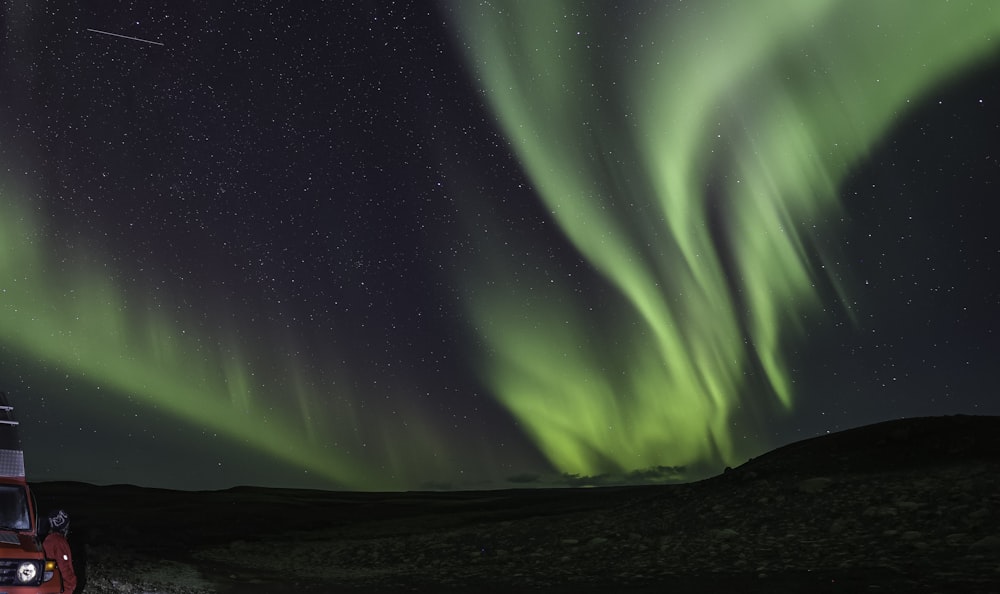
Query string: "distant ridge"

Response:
xmin=732 ymin=414 xmax=1000 ymax=479
xmin=32 ymin=414 xmax=1000 ymax=498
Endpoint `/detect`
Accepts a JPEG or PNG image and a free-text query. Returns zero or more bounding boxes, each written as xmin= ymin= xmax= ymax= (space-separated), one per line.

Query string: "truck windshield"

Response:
xmin=0 ymin=484 xmax=30 ymax=531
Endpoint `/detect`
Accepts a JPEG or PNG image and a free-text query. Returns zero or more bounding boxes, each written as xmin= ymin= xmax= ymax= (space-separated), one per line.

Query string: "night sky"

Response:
xmin=1 ymin=1 xmax=997 ymax=491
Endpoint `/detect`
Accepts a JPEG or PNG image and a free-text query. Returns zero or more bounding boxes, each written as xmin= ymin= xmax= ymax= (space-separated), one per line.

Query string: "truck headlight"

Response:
xmin=16 ymin=561 xmax=38 ymax=583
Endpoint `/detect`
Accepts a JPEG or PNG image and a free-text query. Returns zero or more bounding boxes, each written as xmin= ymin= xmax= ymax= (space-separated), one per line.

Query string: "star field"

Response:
xmin=0 ymin=1 xmax=997 ymax=490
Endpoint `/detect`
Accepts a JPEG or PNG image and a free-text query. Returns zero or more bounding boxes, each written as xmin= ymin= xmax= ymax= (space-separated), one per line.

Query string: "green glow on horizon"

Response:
xmin=452 ymin=1 xmax=1000 ymax=477
xmin=0 ymin=195 xmax=450 ymax=490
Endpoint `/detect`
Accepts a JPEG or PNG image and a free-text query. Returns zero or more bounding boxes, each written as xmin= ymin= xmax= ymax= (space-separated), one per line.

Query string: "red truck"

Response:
xmin=0 ymin=393 xmax=63 ymax=592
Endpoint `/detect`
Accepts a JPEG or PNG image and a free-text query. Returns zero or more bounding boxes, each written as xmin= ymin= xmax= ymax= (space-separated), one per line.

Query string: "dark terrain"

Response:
xmin=32 ymin=415 xmax=1000 ymax=593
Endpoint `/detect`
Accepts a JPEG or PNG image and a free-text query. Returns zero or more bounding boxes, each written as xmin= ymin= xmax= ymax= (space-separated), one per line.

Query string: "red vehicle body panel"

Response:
xmin=0 ymin=394 xmax=64 ymax=593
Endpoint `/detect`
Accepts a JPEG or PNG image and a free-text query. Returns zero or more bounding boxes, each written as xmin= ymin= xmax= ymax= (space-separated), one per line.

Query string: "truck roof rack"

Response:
xmin=0 ymin=393 xmax=26 ymax=478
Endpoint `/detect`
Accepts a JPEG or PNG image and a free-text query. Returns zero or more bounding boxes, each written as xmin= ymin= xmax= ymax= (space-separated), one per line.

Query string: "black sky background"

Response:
xmin=0 ymin=1 xmax=997 ymax=490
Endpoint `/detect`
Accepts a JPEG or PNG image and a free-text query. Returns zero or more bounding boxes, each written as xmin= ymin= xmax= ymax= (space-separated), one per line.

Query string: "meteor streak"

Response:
xmin=86 ymin=28 xmax=164 ymax=47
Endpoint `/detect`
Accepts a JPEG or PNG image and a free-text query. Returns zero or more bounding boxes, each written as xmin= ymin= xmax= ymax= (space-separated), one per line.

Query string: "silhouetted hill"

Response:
xmin=734 ymin=414 xmax=1000 ymax=476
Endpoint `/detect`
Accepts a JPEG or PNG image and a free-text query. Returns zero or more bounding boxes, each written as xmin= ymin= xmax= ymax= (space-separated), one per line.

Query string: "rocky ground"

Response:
xmin=32 ymin=415 xmax=1000 ymax=593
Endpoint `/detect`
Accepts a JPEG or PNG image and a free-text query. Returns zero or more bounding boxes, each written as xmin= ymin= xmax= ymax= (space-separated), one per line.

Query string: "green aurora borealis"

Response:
xmin=0 ymin=194 xmax=383 ymax=488
xmin=452 ymin=1 xmax=1000 ymax=479
xmin=0 ymin=1 xmax=998 ymax=490
xmin=1 ymin=187 xmax=485 ymax=489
